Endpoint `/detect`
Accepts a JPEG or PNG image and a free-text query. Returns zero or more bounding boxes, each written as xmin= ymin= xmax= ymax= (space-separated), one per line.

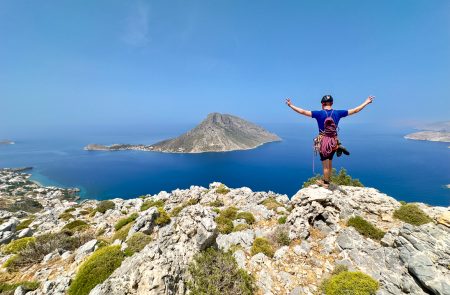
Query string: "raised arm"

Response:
xmin=348 ymin=95 xmax=374 ymax=115
xmin=285 ymin=98 xmax=312 ymax=117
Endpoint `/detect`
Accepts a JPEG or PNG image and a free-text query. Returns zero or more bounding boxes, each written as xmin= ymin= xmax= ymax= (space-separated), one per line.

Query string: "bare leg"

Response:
xmin=327 ymin=159 xmax=333 ymax=182
xmin=322 ymin=160 xmax=331 ymax=182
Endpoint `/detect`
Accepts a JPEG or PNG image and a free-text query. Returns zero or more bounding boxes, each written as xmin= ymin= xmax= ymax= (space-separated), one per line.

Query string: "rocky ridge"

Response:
xmin=0 ymin=170 xmax=449 ymax=295
xmin=85 ymin=113 xmax=281 ymax=153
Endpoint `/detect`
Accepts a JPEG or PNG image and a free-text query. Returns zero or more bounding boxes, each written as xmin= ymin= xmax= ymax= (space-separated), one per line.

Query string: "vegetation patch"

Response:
xmin=112 ymin=223 xmax=133 ymax=241
xmin=16 ymin=218 xmax=34 ymax=231
xmin=63 ymin=220 xmax=89 ymax=232
xmin=140 ymin=199 xmax=165 ymax=211
xmin=261 ymin=197 xmax=283 ymax=211
xmin=64 ymin=207 xmax=76 ymax=213
xmin=233 ymin=224 xmax=250 ymax=232
xmin=278 ymin=216 xmax=287 ymax=224
xmin=236 ymin=212 xmax=255 ymax=224
xmin=124 ymin=232 xmax=152 ymax=256
xmin=347 ymin=216 xmax=385 ymax=240
xmin=321 ymin=271 xmax=379 ymax=295
xmin=303 ymin=168 xmax=363 ymax=188
xmin=208 ymin=199 xmax=224 ymax=207
xmin=1 ymin=197 xmax=44 ymax=213
xmin=0 ymin=281 xmax=39 ymax=294
xmin=68 ymin=245 xmax=125 ymax=295
xmin=155 ymin=207 xmax=171 ymax=226
xmin=251 ymin=237 xmax=275 ymax=258
xmin=2 ymin=237 xmax=36 ymax=254
xmin=4 ymin=231 xmax=93 ymax=271
xmin=215 ymin=184 xmax=230 ymax=195
xmin=215 ymin=215 xmax=234 ymax=234
xmin=96 ymin=200 xmax=115 ymax=214
xmin=393 ymin=204 xmax=432 ymax=226
xmin=272 ymin=228 xmax=290 ymax=246
xmin=214 ymin=207 xmax=240 ymax=234
xmin=114 ymin=213 xmax=139 ymax=231
xmin=59 ymin=212 xmax=75 ymax=221
xmin=188 ymin=247 xmax=255 ymax=295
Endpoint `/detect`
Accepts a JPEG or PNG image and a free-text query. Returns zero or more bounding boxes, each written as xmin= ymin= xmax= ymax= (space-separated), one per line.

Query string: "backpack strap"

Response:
xmin=323 ymin=109 xmax=334 ymax=118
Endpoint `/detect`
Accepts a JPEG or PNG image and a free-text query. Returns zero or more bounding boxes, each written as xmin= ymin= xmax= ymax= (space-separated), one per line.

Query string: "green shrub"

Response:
xmin=399 ymin=201 xmax=407 ymax=205
xmin=123 ymin=233 xmax=152 ymax=256
xmin=221 ymin=207 xmax=238 ymax=220
xmin=2 ymin=237 xmax=36 ymax=254
xmin=215 ymin=215 xmax=234 ymax=234
xmin=393 ymin=204 xmax=432 ymax=226
xmin=188 ymin=247 xmax=255 ymax=295
xmin=251 ymin=238 xmax=274 ymax=258
xmin=79 ymin=210 xmax=90 ymax=215
xmin=215 ymin=184 xmax=230 ymax=195
xmin=347 ymin=216 xmax=385 ymax=240
xmin=4 ymin=231 xmax=93 ymax=271
xmin=16 ymin=218 xmax=34 ymax=231
xmin=64 ymin=207 xmax=76 ymax=213
xmin=278 ymin=216 xmax=287 ymax=224
xmin=59 ymin=212 xmax=75 ymax=221
xmin=261 ymin=197 xmax=282 ymax=210
xmin=96 ymin=201 xmax=115 ymax=214
xmin=2 ymin=254 xmax=19 ymax=269
xmin=236 ymin=212 xmax=255 ymax=224
xmin=155 ymin=207 xmax=171 ymax=226
xmin=274 ymin=229 xmax=290 ymax=246
xmin=63 ymin=220 xmax=89 ymax=232
xmin=212 ymin=208 xmax=221 ymax=214
xmin=112 ymin=223 xmax=133 ymax=241
xmin=114 ymin=213 xmax=139 ymax=231
xmin=68 ymin=245 xmax=125 ymax=295
xmin=303 ymin=168 xmax=363 ymax=188
xmin=140 ymin=199 xmax=165 ymax=211
xmin=0 ymin=281 xmax=39 ymax=294
xmin=233 ymin=224 xmax=250 ymax=232
xmin=322 ymin=271 xmax=379 ymax=295
xmin=170 ymin=205 xmax=184 ymax=217
xmin=208 ymin=199 xmax=224 ymax=207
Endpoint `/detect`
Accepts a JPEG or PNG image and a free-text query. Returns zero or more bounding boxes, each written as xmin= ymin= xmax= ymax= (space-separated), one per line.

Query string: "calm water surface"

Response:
xmin=0 ymin=123 xmax=448 ymax=206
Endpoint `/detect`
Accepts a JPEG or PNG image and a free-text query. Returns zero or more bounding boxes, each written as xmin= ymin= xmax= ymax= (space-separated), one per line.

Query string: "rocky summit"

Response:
xmin=85 ymin=113 xmax=281 ymax=153
xmin=0 ymin=169 xmax=449 ymax=295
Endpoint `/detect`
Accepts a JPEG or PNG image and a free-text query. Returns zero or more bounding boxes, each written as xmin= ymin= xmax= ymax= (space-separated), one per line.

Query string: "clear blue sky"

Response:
xmin=1 ymin=0 xmax=449 ymax=134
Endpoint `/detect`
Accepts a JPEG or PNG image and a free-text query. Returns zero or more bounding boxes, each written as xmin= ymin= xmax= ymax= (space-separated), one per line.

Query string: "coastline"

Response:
xmin=84 ymin=138 xmax=282 ymax=154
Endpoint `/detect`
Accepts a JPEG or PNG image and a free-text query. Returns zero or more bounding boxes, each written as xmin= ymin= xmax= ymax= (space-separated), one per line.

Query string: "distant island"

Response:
xmin=85 ymin=113 xmax=281 ymax=153
xmin=404 ymin=121 xmax=450 ymax=144
xmin=0 ymin=140 xmax=15 ymax=145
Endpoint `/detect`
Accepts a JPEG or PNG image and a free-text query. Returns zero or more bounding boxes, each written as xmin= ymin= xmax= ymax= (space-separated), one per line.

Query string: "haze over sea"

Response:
xmin=1 ymin=122 xmax=448 ymax=207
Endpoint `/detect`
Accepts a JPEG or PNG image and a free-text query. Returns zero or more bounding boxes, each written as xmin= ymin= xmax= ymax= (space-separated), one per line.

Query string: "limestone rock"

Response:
xmin=90 ymin=205 xmax=217 ymax=295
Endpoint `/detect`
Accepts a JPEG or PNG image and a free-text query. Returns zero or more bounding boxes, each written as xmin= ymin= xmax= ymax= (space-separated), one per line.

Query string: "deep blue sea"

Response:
xmin=1 ymin=123 xmax=449 ymax=206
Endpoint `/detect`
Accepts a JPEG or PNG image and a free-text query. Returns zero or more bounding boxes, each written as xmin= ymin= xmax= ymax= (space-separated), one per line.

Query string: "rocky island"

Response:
xmin=85 ymin=113 xmax=281 ymax=153
xmin=405 ymin=121 xmax=450 ymax=144
xmin=0 ymin=169 xmax=449 ymax=295
xmin=0 ymin=140 xmax=15 ymax=145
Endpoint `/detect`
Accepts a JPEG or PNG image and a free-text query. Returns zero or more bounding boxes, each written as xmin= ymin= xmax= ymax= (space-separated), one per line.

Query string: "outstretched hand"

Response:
xmin=285 ymin=98 xmax=292 ymax=106
xmin=365 ymin=96 xmax=375 ymax=104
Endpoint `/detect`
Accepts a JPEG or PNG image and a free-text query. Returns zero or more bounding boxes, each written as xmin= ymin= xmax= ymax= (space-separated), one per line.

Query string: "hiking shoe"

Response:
xmin=337 ymin=145 xmax=350 ymax=156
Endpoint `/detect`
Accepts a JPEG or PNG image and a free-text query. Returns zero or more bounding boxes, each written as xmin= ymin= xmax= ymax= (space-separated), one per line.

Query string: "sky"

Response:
xmin=1 ymin=0 xmax=449 ymax=136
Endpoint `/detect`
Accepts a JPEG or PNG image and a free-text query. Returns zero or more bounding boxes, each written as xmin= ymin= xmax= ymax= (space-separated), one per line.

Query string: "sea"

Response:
xmin=1 ymin=122 xmax=449 ymax=207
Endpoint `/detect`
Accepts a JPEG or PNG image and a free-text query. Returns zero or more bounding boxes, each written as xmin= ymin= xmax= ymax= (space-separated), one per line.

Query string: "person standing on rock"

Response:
xmin=285 ymin=95 xmax=374 ymax=187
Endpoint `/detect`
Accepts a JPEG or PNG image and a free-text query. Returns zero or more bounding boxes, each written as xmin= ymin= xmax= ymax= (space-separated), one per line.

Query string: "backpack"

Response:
xmin=313 ymin=110 xmax=338 ymax=158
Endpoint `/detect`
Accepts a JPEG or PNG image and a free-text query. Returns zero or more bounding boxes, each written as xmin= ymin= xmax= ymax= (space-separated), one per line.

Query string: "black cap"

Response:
xmin=321 ymin=95 xmax=333 ymax=104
